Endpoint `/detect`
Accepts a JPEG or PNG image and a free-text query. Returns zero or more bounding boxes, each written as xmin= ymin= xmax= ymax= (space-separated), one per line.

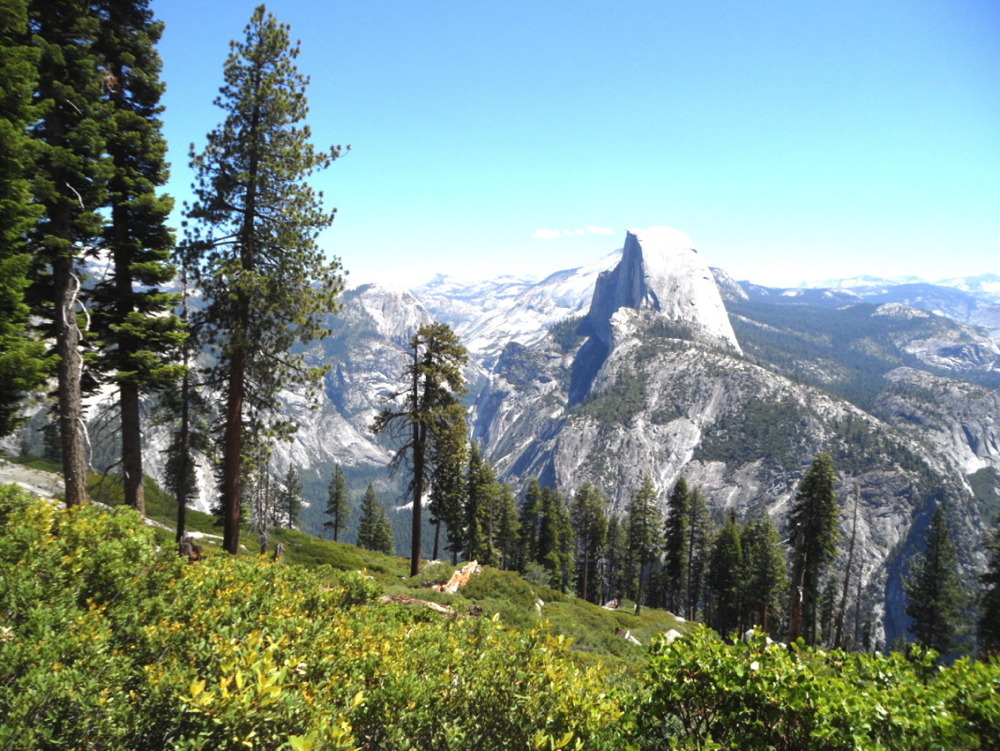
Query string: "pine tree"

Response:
xmin=536 ymin=485 xmax=575 ymax=592
xmin=494 ymin=484 xmax=521 ymax=571
xmin=323 ymin=464 xmax=350 ymax=542
xmin=572 ymin=482 xmax=608 ymax=603
xmin=663 ymin=477 xmax=690 ymax=614
xmin=89 ymin=0 xmax=183 ymax=514
xmin=465 ymin=443 xmax=497 ymax=564
xmin=427 ymin=405 xmax=466 ymax=561
xmin=371 ymin=322 xmax=467 ymax=576
xmin=904 ymin=505 xmax=967 ymax=654
xmin=707 ymin=512 xmax=744 ymax=636
xmin=787 ymin=453 xmax=840 ymax=644
xmin=517 ymin=479 xmax=543 ymax=572
xmin=741 ymin=514 xmax=787 ymax=634
xmin=603 ymin=512 xmax=627 ymax=604
xmin=275 ymin=465 xmax=303 ymax=529
xmin=182 ymin=6 xmax=345 ymax=553
xmin=979 ymin=515 xmax=1000 ymax=658
xmin=0 ymin=0 xmax=48 ymax=437
xmin=26 ymin=0 xmax=111 ymax=506
xmin=626 ymin=476 xmax=662 ymax=615
xmin=685 ymin=487 xmax=714 ymax=620
xmin=356 ymin=483 xmax=394 ymax=555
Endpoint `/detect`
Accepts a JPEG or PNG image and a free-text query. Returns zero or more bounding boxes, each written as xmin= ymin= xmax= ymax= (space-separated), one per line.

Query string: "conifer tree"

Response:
xmin=356 ymin=483 xmax=394 ymax=555
xmin=517 ymin=479 xmax=543 ymax=571
xmin=787 ymin=453 xmax=840 ymax=644
xmin=626 ymin=476 xmax=662 ymax=615
xmin=708 ymin=512 xmax=744 ymax=635
xmin=276 ymin=465 xmax=303 ymax=529
xmin=465 ymin=443 xmax=497 ymax=564
xmin=494 ymin=484 xmax=521 ymax=571
xmin=572 ymin=482 xmax=608 ymax=603
xmin=685 ymin=487 xmax=714 ymax=620
xmin=372 ymin=322 xmax=467 ymax=576
xmin=979 ymin=516 xmax=1000 ymax=658
xmin=663 ymin=477 xmax=690 ymax=614
xmin=0 ymin=0 xmax=48 ymax=436
xmin=182 ymin=6 xmax=345 ymax=553
xmin=603 ymin=512 xmax=627 ymax=604
xmin=427 ymin=405 xmax=466 ymax=561
xmin=90 ymin=0 xmax=183 ymax=514
xmin=323 ymin=464 xmax=350 ymax=542
xmin=904 ymin=505 xmax=967 ymax=654
xmin=27 ymin=0 xmax=111 ymax=506
xmin=538 ymin=485 xmax=575 ymax=592
xmin=741 ymin=514 xmax=787 ymax=634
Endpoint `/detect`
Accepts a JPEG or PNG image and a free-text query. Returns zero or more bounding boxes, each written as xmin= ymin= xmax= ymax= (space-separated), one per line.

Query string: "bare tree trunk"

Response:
xmin=120 ymin=381 xmax=144 ymax=514
xmin=54 ymin=255 xmax=88 ymax=507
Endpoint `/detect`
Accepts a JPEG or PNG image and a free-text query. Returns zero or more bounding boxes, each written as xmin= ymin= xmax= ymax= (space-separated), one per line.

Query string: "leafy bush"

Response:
xmin=637 ymin=626 xmax=1000 ymax=750
xmin=0 ymin=487 xmax=624 ymax=750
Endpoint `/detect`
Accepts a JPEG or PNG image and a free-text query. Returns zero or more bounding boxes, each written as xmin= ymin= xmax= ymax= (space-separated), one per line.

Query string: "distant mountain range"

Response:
xmin=9 ymin=227 xmax=997 ymax=648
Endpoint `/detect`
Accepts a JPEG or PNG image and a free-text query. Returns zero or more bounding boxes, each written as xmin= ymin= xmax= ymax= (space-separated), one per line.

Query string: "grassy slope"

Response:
xmin=8 ymin=457 xmax=686 ymax=663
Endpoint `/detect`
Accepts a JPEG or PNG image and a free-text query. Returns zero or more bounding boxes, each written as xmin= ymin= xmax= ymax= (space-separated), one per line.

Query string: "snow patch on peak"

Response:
xmin=873 ymin=303 xmax=931 ymax=319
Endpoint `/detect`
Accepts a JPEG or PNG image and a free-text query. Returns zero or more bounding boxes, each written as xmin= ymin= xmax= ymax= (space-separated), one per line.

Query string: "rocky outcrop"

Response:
xmin=586 ymin=228 xmax=740 ymax=352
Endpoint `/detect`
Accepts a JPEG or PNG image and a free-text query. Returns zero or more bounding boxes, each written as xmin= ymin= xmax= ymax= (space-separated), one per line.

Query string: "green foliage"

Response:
xmin=0 ymin=0 xmax=48 ymax=437
xmin=576 ymin=368 xmax=648 ymax=426
xmin=788 ymin=453 xmax=840 ymax=644
xmin=639 ymin=626 xmax=999 ymax=750
xmin=696 ymin=398 xmax=808 ymax=466
xmin=356 ymin=482 xmax=395 ymax=555
xmin=626 ymin=476 xmax=662 ymax=613
xmin=182 ymin=5 xmax=345 ymax=553
xmin=275 ymin=465 xmax=304 ymax=529
xmin=572 ymin=482 xmax=608 ymax=603
xmin=0 ymin=486 xmax=625 ymax=750
xmin=981 ymin=516 xmax=1000 ymax=658
xmin=323 ymin=463 xmax=350 ymax=541
xmin=904 ymin=505 xmax=967 ymax=654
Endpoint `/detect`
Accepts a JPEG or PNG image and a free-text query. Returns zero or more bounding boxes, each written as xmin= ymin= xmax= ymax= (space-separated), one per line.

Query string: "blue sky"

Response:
xmin=155 ymin=0 xmax=1000 ymax=288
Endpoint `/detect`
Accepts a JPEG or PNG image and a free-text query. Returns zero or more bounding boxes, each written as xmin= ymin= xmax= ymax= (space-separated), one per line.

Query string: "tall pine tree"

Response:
xmin=0 ymin=0 xmax=48 ymax=437
xmin=626 ymin=476 xmax=661 ymax=615
xmin=741 ymin=514 xmax=787 ymax=634
xmin=371 ymin=322 xmax=467 ymax=576
xmin=708 ymin=512 xmax=744 ymax=636
xmin=904 ymin=505 xmax=967 ymax=654
xmin=323 ymin=464 xmax=350 ymax=542
xmin=572 ymin=482 xmax=608 ymax=604
xmin=979 ymin=515 xmax=1000 ymax=658
xmin=90 ymin=0 xmax=183 ymax=514
xmin=27 ymin=0 xmax=111 ymax=506
xmin=663 ymin=477 xmax=690 ymax=614
xmin=182 ymin=6 xmax=345 ymax=553
xmin=787 ymin=453 xmax=840 ymax=644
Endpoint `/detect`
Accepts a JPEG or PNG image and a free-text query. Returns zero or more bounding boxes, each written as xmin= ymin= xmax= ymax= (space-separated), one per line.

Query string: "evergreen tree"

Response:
xmin=89 ymin=0 xmax=183 ymax=514
xmin=538 ymin=485 xmax=575 ymax=592
xmin=979 ymin=515 xmax=1000 ymax=658
xmin=904 ymin=505 xmax=967 ymax=654
xmin=663 ymin=477 xmax=690 ymax=614
xmin=26 ymin=0 xmax=111 ymax=506
xmin=741 ymin=514 xmax=787 ymax=634
xmin=275 ymin=465 xmax=303 ymax=529
xmin=572 ymin=482 xmax=608 ymax=604
xmin=626 ymin=476 xmax=661 ymax=615
xmin=427 ymin=405 xmax=466 ymax=561
xmin=517 ymin=479 xmax=543 ymax=572
xmin=707 ymin=512 xmax=744 ymax=635
xmin=0 ymin=0 xmax=48 ymax=436
xmin=494 ymin=483 xmax=521 ymax=571
xmin=787 ymin=453 xmax=840 ymax=644
xmin=323 ymin=464 xmax=350 ymax=542
xmin=371 ymin=322 xmax=467 ymax=576
xmin=246 ymin=462 xmax=276 ymax=553
xmin=356 ymin=483 xmax=394 ymax=555
xmin=465 ymin=443 xmax=497 ymax=564
xmin=182 ymin=6 xmax=345 ymax=554
xmin=603 ymin=512 xmax=627 ymax=604
xmin=685 ymin=487 xmax=714 ymax=620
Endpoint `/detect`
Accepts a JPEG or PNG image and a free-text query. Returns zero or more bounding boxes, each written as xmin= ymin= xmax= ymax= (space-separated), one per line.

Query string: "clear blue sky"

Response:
xmin=155 ymin=0 xmax=1000 ymax=287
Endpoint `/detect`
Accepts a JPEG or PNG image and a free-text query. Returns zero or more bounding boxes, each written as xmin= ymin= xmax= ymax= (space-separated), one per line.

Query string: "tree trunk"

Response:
xmin=175 ymin=366 xmax=190 ymax=543
xmin=221 ymin=341 xmax=245 ymax=554
xmin=120 ymin=381 xmax=144 ymax=514
xmin=53 ymin=255 xmax=88 ymax=507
